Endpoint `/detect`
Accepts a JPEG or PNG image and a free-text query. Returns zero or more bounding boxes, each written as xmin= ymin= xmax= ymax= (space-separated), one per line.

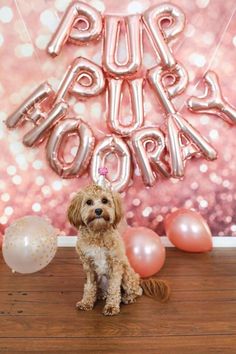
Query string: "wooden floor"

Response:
xmin=0 ymin=248 xmax=236 ymax=353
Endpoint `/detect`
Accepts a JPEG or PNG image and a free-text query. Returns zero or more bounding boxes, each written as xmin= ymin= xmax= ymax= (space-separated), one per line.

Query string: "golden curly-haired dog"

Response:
xmin=68 ymin=184 xmax=170 ymax=316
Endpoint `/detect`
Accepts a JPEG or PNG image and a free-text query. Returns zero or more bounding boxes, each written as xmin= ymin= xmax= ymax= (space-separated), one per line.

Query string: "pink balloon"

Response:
xmin=123 ymin=226 xmax=166 ymax=278
xmin=164 ymin=208 xmax=212 ymax=253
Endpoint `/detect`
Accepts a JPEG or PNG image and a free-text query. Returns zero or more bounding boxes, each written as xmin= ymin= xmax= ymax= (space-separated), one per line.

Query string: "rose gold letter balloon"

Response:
xmin=5 ymin=83 xmax=69 ymax=148
xmin=103 ymin=15 xmax=142 ymax=77
xmin=23 ymin=101 xmax=68 ymax=147
xmin=123 ymin=227 xmax=166 ymax=278
xmin=47 ymin=1 xmax=103 ymax=57
xmin=6 ymin=82 xmax=55 ymax=128
xmin=148 ymin=65 xmax=217 ymax=178
xmin=2 ymin=216 xmax=58 ymax=274
xmin=164 ymin=209 xmax=213 ymax=253
xmin=131 ymin=127 xmax=170 ymax=186
xmin=56 ymin=57 xmax=106 ymax=101
xmin=107 ymin=78 xmax=144 ymax=136
xmin=166 ymin=112 xmax=218 ymax=177
xmin=157 ymin=63 xmax=188 ymax=99
xmin=188 ymin=71 xmax=236 ymax=125
xmin=91 ymin=135 xmax=132 ymax=192
xmin=47 ymin=118 xmax=95 ymax=178
xmin=143 ymin=3 xmax=185 ymax=67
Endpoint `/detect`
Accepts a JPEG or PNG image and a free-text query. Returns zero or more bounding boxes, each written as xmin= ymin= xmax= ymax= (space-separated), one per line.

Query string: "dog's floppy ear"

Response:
xmin=67 ymin=191 xmax=84 ymax=229
xmin=112 ymin=191 xmax=123 ymax=227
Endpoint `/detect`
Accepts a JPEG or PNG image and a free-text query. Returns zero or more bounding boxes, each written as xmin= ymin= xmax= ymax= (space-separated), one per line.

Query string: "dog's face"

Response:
xmin=68 ymin=184 xmax=123 ymax=232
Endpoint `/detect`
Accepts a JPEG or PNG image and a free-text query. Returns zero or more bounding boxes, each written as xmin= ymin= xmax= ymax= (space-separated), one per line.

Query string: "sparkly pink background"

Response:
xmin=0 ymin=0 xmax=236 ymax=236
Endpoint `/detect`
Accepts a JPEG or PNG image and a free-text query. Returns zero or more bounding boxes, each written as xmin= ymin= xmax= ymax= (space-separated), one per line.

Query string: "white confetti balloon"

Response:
xmin=2 ymin=216 xmax=58 ymax=274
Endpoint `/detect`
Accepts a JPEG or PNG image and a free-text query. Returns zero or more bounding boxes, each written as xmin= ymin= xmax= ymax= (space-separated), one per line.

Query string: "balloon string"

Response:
xmin=179 ymin=4 xmax=236 ymax=113
xmin=205 ymin=5 xmax=236 ymax=72
xmin=14 ymin=0 xmax=44 ymax=79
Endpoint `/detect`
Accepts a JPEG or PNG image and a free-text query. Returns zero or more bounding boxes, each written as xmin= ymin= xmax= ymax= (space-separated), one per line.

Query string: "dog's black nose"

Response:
xmin=95 ymin=208 xmax=103 ymax=216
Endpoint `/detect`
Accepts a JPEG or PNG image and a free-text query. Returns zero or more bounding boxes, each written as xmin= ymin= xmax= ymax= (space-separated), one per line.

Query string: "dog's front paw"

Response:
xmin=103 ymin=304 xmax=120 ymax=316
xmin=76 ymin=301 xmax=94 ymax=311
xmin=121 ymin=294 xmax=137 ymax=304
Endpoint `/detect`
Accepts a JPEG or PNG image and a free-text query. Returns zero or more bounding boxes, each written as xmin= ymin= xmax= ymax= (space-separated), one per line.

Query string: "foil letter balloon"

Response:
xmin=142 ymin=3 xmax=185 ymax=67
xmin=5 ymin=83 xmax=69 ymax=148
xmin=23 ymin=101 xmax=68 ymax=147
xmin=131 ymin=127 xmax=170 ymax=186
xmin=166 ymin=113 xmax=217 ymax=177
xmin=148 ymin=64 xmax=188 ymax=103
xmin=148 ymin=65 xmax=217 ymax=177
xmin=6 ymin=82 xmax=55 ymax=128
xmin=56 ymin=57 xmax=106 ymax=101
xmin=91 ymin=135 xmax=132 ymax=192
xmin=103 ymin=15 xmax=142 ymax=77
xmin=107 ymin=78 xmax=144 ymax=136
xmin=47 ymin=1 xmax=103 ymax=57
xmin=46 ymin=118 xmax=95 ymax=178
xmin=158 ymin=63 xmax=188 ymax=99
xmin=188 ymin=71 xmax=236 ymax=125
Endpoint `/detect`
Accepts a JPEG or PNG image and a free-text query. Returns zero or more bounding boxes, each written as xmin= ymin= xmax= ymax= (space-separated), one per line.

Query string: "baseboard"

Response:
xmin=57 ymin=236 xmax=236 ymax=247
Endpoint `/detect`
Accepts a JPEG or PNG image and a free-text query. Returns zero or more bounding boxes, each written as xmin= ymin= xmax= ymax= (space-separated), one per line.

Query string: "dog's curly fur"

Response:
xmin=68 ymin=184 xmax=170 ymax=316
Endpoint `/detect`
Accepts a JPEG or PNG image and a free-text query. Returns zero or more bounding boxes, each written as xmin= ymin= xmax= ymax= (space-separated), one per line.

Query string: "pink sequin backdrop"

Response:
xmin=0 ymin=0 xmax=236 ymax=236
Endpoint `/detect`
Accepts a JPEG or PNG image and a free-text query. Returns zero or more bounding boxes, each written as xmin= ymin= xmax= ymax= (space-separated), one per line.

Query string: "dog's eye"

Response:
xmin=86 ymin=199 xmax=93 ymax=206
xmin=101 ymin=197 xmax=108 ymax=204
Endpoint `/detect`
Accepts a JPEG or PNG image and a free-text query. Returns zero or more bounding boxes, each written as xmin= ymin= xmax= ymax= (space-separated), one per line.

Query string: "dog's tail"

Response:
xmin=140 ymin=278 xmax=170 ymax=302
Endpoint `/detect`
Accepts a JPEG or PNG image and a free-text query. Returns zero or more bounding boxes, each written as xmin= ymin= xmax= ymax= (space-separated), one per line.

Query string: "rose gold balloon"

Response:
xmin=148 ymin=64 xmax=176 ymax=113
xmin=56 ymin=57 xmax=106 ymax=101
xmin=5 ymin=83 xmax=70 ymax=148
xmin=143 ymin=3 xmax=185 ymax=67
xmin=107 ymin=78 xmax=144 ymax=136
xmin=131 ymin=127 xmax=170 ymax=186
xmin=166 ymin=112 xmax=218 ymax=177
xmin=23 ymin=101 xmax=68 ymax=147
xmin=164 ymin=209 xmax=213 ymax=253
xmin=123 ymin=227 xmax=166 ymax=278
xmin=46 ymin=118 xmax=95 ymax=178
xmin=159 ymin=63 xmax=188 ymax=99
xmin=47 ymin=1 xmax=103 ymax=57
xmin=147 ymin=65 xmax=217 ymax=178
xmin=91 ymin=135 xmax=132 ymax=192
xmin=148 ymin=64 xmax=188 ymax=107
xmin=103 ymin=15 xmax=142 ymax=77
xmin=188 ymin=71 xmax=236 ymax=125
xmin=6 ymin=82 xmax=55 ymax=128
xmin=2 ymin=216 xmax=58 ymax=274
